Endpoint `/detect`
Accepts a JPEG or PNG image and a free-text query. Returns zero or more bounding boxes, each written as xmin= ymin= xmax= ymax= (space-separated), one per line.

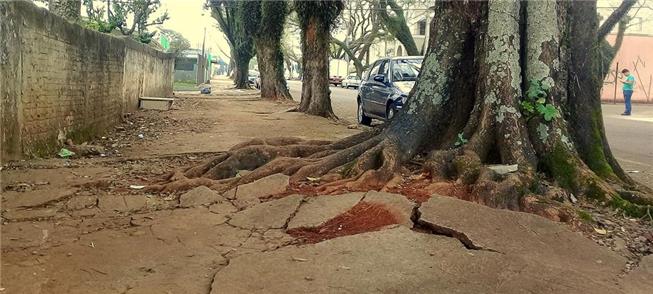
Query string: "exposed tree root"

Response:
xmin=149 ymin=0 xmax=653 ymax=224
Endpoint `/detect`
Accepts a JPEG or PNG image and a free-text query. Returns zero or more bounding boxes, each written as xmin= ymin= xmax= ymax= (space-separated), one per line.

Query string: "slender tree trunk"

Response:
xmin=298 ymin=17 xmax=337 ymax=119
xmin=600 ymin=16 xmax=630 ymax=79
xmin=378 ymin=0 xmax=419 ymax=56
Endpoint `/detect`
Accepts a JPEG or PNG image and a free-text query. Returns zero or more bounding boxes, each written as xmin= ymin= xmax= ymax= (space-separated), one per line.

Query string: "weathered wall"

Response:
xmin=0 ymin=1 xmax=174 ymax=162
xmin=123 ymin=41 xmax=174 ymax=112
xmin=601 ymin=35 xmax=653 ymax=103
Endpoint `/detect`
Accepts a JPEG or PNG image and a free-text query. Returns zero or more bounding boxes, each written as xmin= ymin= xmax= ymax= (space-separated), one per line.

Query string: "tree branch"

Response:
xmin=597 ymin=0 xmax=637 ymax=40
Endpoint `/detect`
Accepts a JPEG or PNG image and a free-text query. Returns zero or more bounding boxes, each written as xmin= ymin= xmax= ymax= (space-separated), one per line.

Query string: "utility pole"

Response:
xmin=198 ymin=27 xmax=207 ymax=84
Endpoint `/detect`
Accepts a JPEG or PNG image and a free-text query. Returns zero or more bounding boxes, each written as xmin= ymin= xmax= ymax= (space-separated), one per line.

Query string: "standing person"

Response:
xmin=621 ymin=69 xmax=636 ymax=115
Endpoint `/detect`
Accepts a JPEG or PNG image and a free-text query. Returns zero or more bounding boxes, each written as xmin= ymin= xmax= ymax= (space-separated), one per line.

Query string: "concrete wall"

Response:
xmin=0 ymin=1 xmax=174 ymax=162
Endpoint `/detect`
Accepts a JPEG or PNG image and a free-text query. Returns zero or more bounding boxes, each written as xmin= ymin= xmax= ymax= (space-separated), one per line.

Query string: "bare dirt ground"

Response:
xmin=1 ymin=79 xmax=652 ymax=293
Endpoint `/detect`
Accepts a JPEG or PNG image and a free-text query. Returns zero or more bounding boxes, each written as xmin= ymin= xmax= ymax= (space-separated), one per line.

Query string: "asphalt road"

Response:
xmin=287 ymin=80 xmax=653 ymax=186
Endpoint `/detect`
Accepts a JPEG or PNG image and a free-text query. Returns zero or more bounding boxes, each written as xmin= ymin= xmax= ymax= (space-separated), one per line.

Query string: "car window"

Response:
xmin=378 ymin=61 xmax=389 ymax=78
xmin=391 ymin=59 xmax=422 ymax=82
xmin=367 ymin=61 xmax=382 ymax=81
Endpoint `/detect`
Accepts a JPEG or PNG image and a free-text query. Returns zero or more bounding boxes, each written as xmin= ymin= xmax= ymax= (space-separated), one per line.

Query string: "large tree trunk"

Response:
xmin=298 ymin=16 xmax=337 ymax=119
xmin=233 ymin=58 xmax=250 ymax=89
xmin=252 ymin=0 xmax=292 ymax=101
xmin=155 ymin=0 xmax=652 ymax=219
xmin=256 ymin=42 xmax=292 ymax=100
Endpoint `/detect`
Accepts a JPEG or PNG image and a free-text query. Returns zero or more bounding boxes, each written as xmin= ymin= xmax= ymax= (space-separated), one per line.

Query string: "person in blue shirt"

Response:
xmin=621 ymin=69 xmax=636 ymax=115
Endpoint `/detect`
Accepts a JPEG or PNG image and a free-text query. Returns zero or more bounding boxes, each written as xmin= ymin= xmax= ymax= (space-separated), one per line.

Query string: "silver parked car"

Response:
xmin=341 ymin=75 xmax=361 ymax=89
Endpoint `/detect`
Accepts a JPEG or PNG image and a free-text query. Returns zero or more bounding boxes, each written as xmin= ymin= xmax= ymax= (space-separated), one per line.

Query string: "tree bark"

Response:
xmin=567 ymin=0 xmax=629 ymax=184
xmin=298 ymin=16 xmax=337 ymax=119
xmin=233 ymin=59 xmax=250 ymax=89
xmin=256 ymin=41 xmax=292 ymax=100
xmin=251 ymin=0 xmax=292 ymax=101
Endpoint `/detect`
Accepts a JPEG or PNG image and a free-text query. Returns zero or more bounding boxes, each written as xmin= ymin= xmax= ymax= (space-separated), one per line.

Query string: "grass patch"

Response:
xmin=609 ymin=195 xmax=652 ymax=218
xmin=576 ymin=209 xmax=593 ymax=222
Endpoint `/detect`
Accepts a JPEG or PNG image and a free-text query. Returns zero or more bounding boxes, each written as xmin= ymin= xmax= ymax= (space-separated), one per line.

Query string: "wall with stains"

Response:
xmin=602 ymin=35 xmax=653 ymax=103
xmin=0 ymin=1 xmax=174 ymax=162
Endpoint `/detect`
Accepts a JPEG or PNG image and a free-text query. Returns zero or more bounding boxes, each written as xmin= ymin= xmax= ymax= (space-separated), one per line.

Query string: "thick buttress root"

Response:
xmin=147 ymin=129 xmax=403 ymax=194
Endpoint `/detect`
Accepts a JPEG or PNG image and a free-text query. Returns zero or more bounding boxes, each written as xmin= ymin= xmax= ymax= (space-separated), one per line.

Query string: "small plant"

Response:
xmin=454 ymin=132 xmax=468 ymax=147
xmin=576 ymin=209 xmax=593 ymax=222
xmin=521 ymin=79 xmax=559 ymax=122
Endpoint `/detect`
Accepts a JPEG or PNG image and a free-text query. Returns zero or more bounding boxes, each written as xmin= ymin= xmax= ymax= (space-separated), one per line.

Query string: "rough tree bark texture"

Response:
xmin=298 ymin=16 xmax=337 ymax=119
xmin=233 ymin=59 xmax=250 ymax=89
xmin=153 ymin=0 xmax=651 ymax=218
xmin=253 ymin=0 xmax=292 ymax=101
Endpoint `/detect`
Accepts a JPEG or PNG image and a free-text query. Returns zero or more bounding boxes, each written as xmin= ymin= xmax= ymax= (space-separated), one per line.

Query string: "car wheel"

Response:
xmin=386 ymin=102 xmax=396 ymax=121
xmin=358 ymin=100 xmax=372 ymax=126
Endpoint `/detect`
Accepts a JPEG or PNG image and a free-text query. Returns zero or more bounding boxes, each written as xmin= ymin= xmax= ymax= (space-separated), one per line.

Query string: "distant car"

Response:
xmin=254 ymin=76 xmax=261 ymax=89
xmin=329 ymin=76 xmax=343 ymax=86
xmin=341 ymin=75 xmax=361 ymax=89
xmin=357 ymin=56 xmax=423 ymax=125
xmin=248 ymin=70 xmax=259 ymax=86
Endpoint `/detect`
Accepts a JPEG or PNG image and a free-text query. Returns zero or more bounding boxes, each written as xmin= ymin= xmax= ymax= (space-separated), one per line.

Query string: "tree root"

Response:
xmin=149 ymin=130 xmax=651 ymax=222
xmin=148 ymin=130 xmax=401 ymax=194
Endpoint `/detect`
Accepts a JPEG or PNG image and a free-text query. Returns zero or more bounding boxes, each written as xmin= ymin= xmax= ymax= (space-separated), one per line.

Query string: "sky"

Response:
xmin=157 ymin=0 xmax=230 ymax=58
xmin=32 ymin=0 xmax=232 ymax=60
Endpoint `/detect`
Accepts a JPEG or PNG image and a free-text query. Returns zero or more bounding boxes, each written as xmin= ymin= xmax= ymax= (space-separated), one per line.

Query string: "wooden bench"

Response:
xmin=139 ymin=97 xmax=174 ymax=110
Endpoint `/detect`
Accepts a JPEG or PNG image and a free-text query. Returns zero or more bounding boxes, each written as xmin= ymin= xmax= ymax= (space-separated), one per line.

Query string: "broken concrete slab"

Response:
xmin=3 ymin=188 xmax=76 ymax=209
xmin=1 ymin=222 xmax=55 ymax=249
xmin=362 ymin=191 xmax=415 ymax=228
xmin=123 ymin=195 xmax=149 ymax=211
xmin=179 ymin=186 xmax=222 ymax=208
xmin=148 ymin=208 xmax=237 ymax=247
xmin=287 ymin=192 xmax=364 ymax=230
xmin=65 ymin=195 xmax=98 ymax=210
xmin=3 ymin=208 xmax=60 ymax=221
xmin=70 ymin=208 xmax=101 ymax=218
xmin=98 ymin=196 xmax=128 ymax=212
xmin=622 ymin=255 xmax=653 ymax=293
xmin=211 ymin=227 xmax=624 ymax=294
xmin=229 ymin=195 xmax=303 ymax=230
xmin=232 ymin=173 xmax=290 ymax=209
xmin=208 ymin=199 xmax=237 ymax=215
xmin=418 ymin=195 xmax=626 ymax=281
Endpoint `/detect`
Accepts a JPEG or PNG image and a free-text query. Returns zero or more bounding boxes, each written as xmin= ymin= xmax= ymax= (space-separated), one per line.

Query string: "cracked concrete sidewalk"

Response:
xmin=2 ymin=172 xmax=651 ymax=293
xmin=2 ymin=90 xmax=652 ymax=293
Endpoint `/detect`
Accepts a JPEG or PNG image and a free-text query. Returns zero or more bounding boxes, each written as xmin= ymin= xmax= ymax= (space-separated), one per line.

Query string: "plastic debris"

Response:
xmin=594 ymin=228 xmax=607 ymax=235
xmin=569 ymin=193 xmax=578 ymax=204
xmin=129 ymin=185 xmax=146 ymax=190
xmin=57 ymin=148 xmax=75 ymax=158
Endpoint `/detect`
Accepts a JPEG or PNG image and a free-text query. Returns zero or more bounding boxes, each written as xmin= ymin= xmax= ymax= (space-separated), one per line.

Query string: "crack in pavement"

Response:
xmin=410 ymin=203 xmax=502 ymax=253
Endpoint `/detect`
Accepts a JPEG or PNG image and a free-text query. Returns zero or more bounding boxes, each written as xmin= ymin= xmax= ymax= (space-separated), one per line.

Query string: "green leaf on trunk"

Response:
xmin=455 ymin=133 xmax=468 ymax=147
xmin=537 ymin=104 xmax=559 ymax=121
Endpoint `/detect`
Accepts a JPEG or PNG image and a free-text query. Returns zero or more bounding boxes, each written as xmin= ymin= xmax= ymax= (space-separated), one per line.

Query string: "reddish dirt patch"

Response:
xmin=287 ymin=202 xmax=400 ymax=244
